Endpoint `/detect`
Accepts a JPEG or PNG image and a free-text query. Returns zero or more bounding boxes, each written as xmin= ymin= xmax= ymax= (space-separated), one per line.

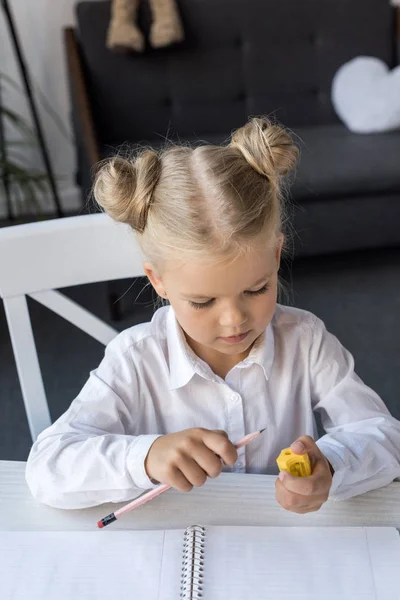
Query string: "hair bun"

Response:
xmin=93 ymin=151 xmax=161 ymax=233
xmin=230 ymin=117 xmax=298 ymax=182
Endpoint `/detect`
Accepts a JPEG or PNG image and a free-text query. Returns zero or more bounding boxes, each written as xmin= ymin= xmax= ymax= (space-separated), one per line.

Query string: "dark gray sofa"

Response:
xmin=65 ymin=0 xmax=400 ymax=258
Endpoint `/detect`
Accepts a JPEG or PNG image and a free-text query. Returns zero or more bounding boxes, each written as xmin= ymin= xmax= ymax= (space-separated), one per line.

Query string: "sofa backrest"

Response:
xmin=76 ymin=0 xmax=396 ymax=145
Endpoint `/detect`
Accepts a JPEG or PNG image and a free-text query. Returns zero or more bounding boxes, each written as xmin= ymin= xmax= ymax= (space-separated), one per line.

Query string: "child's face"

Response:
xmin=145 ymin=238 xmax=282 ymax=363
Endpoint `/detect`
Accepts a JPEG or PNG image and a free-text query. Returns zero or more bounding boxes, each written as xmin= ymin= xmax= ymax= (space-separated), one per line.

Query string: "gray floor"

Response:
xmin=1 ymin=248 xmax=400 ymax=461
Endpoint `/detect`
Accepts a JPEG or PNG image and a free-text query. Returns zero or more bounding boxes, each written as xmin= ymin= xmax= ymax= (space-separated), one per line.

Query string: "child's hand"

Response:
xmin=144 ymin=428 xmax=238 ymax=492
xmin=275 ymin=436 xmax=333 ymax=514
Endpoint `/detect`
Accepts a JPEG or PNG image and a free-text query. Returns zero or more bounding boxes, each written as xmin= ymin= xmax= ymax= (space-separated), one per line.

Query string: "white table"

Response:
xmin=1 ymin=460 xmax=400 ymax=531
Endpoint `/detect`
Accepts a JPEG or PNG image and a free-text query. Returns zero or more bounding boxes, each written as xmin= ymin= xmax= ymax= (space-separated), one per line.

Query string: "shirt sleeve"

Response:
xmin=308 ymin=316 xmax=400 ymax=501
xmin=25 ymin=335 xmax=162 ymax=509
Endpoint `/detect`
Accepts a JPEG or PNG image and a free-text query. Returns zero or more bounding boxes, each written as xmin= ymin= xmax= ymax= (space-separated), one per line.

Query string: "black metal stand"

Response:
xmin=1 ymin=0 xmax=63 ymax=218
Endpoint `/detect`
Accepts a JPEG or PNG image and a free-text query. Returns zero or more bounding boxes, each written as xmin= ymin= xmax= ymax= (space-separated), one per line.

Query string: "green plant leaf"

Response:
xmin=7 ymin=139 xmax=37 ymax=148
xmin=8 ymin=174 xmax=44 ymax=214
xmin=0 ymin=72 xmax=23 ymax=94
xmin=0 ymin=70 xmax=63 ymax=216
xmin=0 ymin=157 xmax=47 ymax=183
xmin=0 ymin=70 xmax=72 ymax=144
xmin=34 ymin=85 xmax=73 ymax=144
xmin=0 ymin=106 xmax=37 ymax=143
xmin=5 ymin=149 xmax=35 ymax=165
xmin=24 ymin=179 xmax=43 ymax=212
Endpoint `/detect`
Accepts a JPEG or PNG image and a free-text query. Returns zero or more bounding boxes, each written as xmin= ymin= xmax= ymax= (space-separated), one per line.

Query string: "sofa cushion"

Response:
xmin=292 ymin=125 xmax=400 ymax=200
xmin=291 ymin=191 xmax=400 ymax=257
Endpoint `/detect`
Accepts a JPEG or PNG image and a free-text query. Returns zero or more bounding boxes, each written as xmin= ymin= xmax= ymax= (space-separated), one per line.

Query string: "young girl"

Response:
xmin=26 ymin=118 xmax=400 ymax=514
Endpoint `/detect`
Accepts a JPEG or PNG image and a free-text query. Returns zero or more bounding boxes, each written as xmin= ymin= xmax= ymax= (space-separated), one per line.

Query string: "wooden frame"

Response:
xmin=64 ymin=27 xmax=101 ymax=169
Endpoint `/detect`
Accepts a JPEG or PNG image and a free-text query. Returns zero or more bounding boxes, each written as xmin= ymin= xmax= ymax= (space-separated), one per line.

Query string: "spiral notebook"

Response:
xmin=1 ymin=526 xmax=399 ymax=599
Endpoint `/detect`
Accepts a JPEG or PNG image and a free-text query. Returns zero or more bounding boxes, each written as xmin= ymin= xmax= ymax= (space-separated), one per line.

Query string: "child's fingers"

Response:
xmin=282 ymin=504 xmax=321 ymax=515
xmin=176 ymin=455 xmax=208 ymax=488
xmin=278 ymin=459 xmax=331 ymax=497
xmin=145 ymin=428 xmax=237 ymax=488
xmin=202 ymin=430 xmax=238 ymax=466
xmin=166 ymin=466 xmax=194 ymax=492
xmin=209 ymin=429 xmax=229 ymax=437
xmin=275 ymin=478 xmax=328 ymax=511
xmin=191 ymin=444 xmax=224 ymax=479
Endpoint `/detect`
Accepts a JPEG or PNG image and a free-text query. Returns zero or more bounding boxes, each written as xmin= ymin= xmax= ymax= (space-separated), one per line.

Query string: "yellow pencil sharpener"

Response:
xmin=276 ymin=448 xmax=312 ymax=477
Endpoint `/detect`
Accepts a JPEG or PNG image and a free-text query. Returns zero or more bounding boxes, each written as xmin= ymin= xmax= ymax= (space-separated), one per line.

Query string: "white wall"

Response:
xmin=0 ymin=0 xmax=98 ymax=217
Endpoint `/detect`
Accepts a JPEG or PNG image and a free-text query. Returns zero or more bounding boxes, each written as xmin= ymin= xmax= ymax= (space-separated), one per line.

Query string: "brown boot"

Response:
xmin=107 ymin=0 xmax=145 ymax=53
xmin=148 ymin=0 xmax=184 ymax=49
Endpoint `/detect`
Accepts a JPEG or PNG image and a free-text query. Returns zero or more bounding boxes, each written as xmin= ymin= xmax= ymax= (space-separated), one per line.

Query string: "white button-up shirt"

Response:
xmin=26 ymin=305 xmax=400 ymax=509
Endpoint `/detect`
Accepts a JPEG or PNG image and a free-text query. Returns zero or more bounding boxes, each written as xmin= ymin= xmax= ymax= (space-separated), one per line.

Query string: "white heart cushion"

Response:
xmin=332 ymin=56 xmax=400 ymax=133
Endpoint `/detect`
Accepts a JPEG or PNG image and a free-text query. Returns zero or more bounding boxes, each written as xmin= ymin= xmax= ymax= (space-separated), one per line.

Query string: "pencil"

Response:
xmin=97 ymin=428 xmax=266 ymax=528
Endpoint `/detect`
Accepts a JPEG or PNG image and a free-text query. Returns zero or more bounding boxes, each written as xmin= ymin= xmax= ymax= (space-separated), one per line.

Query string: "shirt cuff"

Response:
xmin=126 ymin=434 xmax=163 ymax=489
xmin=316 ymin=439 xmax=346 ymax=499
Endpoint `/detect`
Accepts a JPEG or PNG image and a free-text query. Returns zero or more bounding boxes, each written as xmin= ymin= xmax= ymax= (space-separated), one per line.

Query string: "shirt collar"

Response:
xmin=166 ymin=307 xmax=198 ymax=390
xmin=166 ymin=307 xmax=275 ymax=390
xmin=234 ymin=322 xmax=275 ymax=380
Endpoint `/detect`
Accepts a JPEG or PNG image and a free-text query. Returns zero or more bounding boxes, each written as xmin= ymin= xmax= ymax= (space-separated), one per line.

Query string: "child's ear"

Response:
xmin=144 ymin=262 xmax=165 ymax=297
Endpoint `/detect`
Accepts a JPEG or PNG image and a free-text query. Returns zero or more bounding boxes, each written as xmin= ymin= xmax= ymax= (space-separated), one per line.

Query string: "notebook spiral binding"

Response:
xmin=180 ymin=525 xmax=206 ymax=599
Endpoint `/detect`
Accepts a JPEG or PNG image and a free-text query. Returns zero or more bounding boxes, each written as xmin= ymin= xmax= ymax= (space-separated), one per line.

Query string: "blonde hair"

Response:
xmin=93 ymin=117 xmax=298 ymax=267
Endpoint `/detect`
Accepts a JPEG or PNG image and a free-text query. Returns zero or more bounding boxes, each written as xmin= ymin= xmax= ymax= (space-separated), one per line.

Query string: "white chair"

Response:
xmin=0 ymin=213 xmax=145 ymax=441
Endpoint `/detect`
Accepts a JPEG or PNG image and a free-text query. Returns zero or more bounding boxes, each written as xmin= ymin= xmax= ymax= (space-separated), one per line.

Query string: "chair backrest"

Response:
xmin=0 ymin=214 xmax=145 ymax=441
xmin=76 ymin=0 xmax=396 ymax=142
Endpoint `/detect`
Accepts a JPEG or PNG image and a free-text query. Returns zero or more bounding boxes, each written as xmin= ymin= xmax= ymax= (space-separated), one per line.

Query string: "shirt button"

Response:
xmin=230 ymin=395 xmax=240 ymax=403
xmin=234 ymin=460 xmax=243 ymax=469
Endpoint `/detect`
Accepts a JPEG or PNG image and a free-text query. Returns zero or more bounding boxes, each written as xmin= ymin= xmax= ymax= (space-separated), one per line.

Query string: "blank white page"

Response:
xmin=198 ymin=526 xmax=400 ymax=600
xmin=0 ymin=530 xmax=167 ymax=600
